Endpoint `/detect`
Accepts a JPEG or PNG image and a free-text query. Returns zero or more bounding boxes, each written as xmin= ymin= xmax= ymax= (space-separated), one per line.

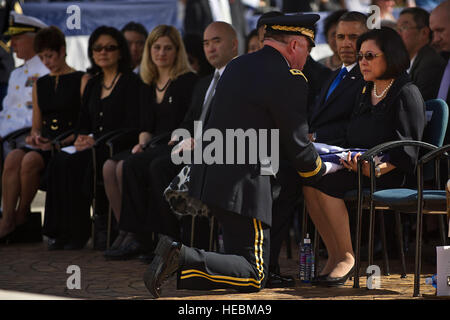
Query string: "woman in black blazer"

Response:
xmin=102 ymin=25 xmax=197 ymax=258
xmin=303 ymin=27 xmax=426 ymax=287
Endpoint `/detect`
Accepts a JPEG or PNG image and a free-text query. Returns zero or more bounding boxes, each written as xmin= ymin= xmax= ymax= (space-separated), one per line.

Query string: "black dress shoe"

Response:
xmin=265 ymin=272 xmax=295 ymax=288
xmin=105 ymin=239 xmax=143 ymax=260
xmin=0 ymin=231 xmax=14 ymax=244
xmin=138 ymin=252 xmax=156 ymax=264
xmin=48 ymin=238 xmax=67 ymax=251
xmin=108 ymin=231 xmax=127 ymax=251
xmin=324 ymin=267 xmax=354 ymax=287
xmin=311 ymin=274 xmax=329 ymax=286
xmin=64 ymin=240 xmax=87 ymax=250
xmin=144 ymin=235 xmax=182 ymax=298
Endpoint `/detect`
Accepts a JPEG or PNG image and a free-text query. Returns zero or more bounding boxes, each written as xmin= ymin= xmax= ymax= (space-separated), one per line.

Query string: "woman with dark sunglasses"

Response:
xmin=303 ymin=27 xmax=426 ymax=287
xmin=42 ymin=26 xmax=142 ymax=250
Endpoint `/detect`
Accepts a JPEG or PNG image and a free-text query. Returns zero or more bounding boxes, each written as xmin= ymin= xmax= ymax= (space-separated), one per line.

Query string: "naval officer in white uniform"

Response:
xmin=0 ymin=12 xmax=48 ymax=156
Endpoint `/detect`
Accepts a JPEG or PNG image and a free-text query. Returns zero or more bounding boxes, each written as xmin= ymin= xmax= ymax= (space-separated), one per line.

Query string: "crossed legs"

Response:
xmin=302 ymin=186 xmax=355 ymax=278
xmin=0 ymin=149 xmax=44 ymax=237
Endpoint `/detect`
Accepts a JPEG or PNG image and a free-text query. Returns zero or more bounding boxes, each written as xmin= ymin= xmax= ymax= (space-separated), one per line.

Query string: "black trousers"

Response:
xmin=270 ymin=161 xmax=302 ymax=273
xmin=177 ymin=207 xmax=270 ymax=292
xmin=119 ymin=144 xmax=181 ymax=243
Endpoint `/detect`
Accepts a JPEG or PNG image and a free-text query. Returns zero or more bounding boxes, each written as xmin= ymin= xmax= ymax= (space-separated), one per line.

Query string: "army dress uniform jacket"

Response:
xmin=188 ymin=45 xmax=325 ymax=227
xmin=0 ymin=54 xmax=49 ymax=137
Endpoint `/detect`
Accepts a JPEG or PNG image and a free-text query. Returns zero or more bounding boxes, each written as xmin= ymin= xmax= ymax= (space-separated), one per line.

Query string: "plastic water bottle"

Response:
xmin=299 ymin=233 xmax=314 ymax=283
xmin=425 ymin=274 xmax=437 ymax=289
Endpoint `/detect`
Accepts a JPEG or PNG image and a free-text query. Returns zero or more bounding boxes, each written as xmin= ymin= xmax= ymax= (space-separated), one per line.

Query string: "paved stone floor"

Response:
xmin=0 ymin=238 xmax=443 ymax=300
xmin=0 ymin=191 xmax=446 ymax=301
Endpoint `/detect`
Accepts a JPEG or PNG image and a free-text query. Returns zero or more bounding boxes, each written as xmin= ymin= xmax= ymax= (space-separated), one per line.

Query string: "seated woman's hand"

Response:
xmin=131 ymin=143 xmax=145 ymax=154
xmin=171 ymin=138 xmax=195 ymax=155
xmin=35 ymin=135 xmax=52 ymax=151
xmin=74 ymin=134 xmax=95 ymax=152
xmin=340 ymin=152 xmax=371 ymax=177
xmin=25 ymin=134 xmax=38 ymax=147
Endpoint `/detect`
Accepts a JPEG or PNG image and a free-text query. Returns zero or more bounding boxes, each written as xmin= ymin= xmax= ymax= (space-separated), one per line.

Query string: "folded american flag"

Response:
xmin=313 ymin=142 xmax=389 ymax=175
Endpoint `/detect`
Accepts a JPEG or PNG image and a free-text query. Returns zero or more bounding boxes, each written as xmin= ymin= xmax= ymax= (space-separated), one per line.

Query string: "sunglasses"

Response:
xmin=92 ymin=45 xmax=119 ymax=53
xmin=357 ymin=52 xmax=383 ymax=61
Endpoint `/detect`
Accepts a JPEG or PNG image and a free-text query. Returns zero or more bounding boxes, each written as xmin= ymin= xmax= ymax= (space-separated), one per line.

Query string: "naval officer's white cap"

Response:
xmin=4 ymin=11 xmax=47 ymax=36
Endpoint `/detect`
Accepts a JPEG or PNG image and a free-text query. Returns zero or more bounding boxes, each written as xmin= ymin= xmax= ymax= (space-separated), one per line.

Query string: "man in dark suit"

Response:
xmin=105 ymin=21 xmax=238 ymax=260
xmin=183 ymin=0 xmax=247 ymax=54
xmin=309 ymin=11 xmax=367 ymax=147
xmin=430 ymin=1 xmax=450 ymax=189
xmin=144 ymin=14 xmax=325 ymax=298
xmin=267 ymin=33 xmax=332 ymax=289
xmin=430 ymin=0 xmax=450 ymax=112
xmin=397 ymin=7 xmax=446 ymax=102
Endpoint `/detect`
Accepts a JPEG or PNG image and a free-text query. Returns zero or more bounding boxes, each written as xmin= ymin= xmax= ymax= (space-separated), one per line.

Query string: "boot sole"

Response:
xmin=143 ymin=236 xmax=177 ymax=298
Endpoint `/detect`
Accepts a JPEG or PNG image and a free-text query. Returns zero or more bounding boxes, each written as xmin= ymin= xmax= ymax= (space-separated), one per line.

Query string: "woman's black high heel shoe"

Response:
xmin=324 ymin=266 xmax=355 ymax=287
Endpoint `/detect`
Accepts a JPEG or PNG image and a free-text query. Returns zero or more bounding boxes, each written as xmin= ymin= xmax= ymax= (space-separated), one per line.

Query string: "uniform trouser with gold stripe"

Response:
xmin=177 ymin=206 xmax=270 ymax=292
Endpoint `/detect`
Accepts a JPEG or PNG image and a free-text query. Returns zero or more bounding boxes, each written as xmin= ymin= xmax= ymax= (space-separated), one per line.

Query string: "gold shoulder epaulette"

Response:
xmin=290 ymin=69 xmax=308 ymax=82
xmin=0 ymin=41 xmax=10 ymax=54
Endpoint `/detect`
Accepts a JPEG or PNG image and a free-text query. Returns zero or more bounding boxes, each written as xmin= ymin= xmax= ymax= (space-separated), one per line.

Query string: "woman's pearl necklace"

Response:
xmin=373 ymin=79 xmax=394 ymax=99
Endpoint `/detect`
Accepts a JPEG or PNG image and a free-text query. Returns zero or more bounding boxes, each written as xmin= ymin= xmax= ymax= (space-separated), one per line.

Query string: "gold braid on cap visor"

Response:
xmin=5 ymin=26 xmax=37 ymax=35
xmin=269 ymin=25 xmax=314 ymax=39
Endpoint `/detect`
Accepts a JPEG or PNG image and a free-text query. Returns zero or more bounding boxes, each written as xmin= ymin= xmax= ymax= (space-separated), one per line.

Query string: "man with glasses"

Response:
xmin=397 ymin=7 xmax=446 ymax=101
xmin=309 ymin=11 xmax=367 ymax=147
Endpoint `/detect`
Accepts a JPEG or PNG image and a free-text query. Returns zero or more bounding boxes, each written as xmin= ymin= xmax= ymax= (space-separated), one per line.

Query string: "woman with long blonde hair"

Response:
xmin=102 ymin=24 xmax=198 ymax=260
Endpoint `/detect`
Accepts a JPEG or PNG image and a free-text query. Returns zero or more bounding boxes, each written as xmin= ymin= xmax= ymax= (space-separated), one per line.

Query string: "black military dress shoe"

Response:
xmin=265 ymin=272 xmax=295 ymax=288
xmin=144 ymin=235 xmax=182 ymax=298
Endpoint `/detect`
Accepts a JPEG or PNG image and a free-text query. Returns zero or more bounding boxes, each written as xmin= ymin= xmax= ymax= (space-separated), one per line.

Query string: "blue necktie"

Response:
xmin=326 ymin=67 xmax=348 ymax=101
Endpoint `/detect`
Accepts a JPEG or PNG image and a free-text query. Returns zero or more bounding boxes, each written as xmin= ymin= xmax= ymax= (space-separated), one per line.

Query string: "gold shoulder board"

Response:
xmin=290 ymin=69 xmax=308 ymax=82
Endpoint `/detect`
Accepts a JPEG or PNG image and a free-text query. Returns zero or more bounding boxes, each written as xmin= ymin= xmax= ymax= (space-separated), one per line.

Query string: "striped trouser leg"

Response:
xmin=177 ymin=209 xmax=270 ymax=292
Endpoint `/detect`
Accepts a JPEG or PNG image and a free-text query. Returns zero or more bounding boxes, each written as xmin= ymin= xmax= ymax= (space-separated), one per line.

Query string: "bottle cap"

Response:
xmin=304 ymin=233 xmax=311 ymax=244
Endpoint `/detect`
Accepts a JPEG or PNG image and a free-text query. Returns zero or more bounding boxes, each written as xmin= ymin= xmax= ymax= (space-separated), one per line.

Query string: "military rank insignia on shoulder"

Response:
xmin=289 ymin=69 xmax=308 ymax=82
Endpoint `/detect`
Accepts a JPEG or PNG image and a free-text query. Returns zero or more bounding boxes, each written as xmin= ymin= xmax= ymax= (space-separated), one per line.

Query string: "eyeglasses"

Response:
xmin=396 ymin=25 xmax=421 ymax=32
xmin=357 ymin=52 xmax=383 ymax=61
xmin=92 ymin=45 xmax=119 ymax=53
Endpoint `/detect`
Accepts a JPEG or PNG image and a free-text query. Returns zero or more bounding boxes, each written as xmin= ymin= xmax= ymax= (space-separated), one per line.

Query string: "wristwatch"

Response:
xmin=375 ymin=166 xmax=381 ymax=178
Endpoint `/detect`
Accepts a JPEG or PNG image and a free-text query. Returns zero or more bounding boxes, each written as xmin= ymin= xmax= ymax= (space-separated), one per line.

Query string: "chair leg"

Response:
xmin=301 ymin=202 xmax=307 ymax=240
xmin=286 ymin=229 xmax=292 ymax=259
xmin=368 ymin=207 xmax=376 ymax=268
xmin=438 ymin=214 xmax=448 ymax=246
xmin=354 ymin=209 xmax=363 ymax=289
xmin=414 ymin=208 xmax=424 ymax=297
xmin=209 ymin=216 xmax=215 ymax=251
xmin=106 ymin=204 xmax=112 ymax=250
xmin=314 ymin=227 xmax=320 ymax=279
xmin=378 ymin=211 xmax=390 ymax=276
xmin=395 ymin=212 xmax=407 ymax=279
xmin=190 ymin=215 xmax=196 ymax=247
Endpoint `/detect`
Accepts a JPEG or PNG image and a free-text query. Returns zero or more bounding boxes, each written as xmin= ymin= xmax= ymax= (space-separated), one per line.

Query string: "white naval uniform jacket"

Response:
xmin=0 ymin=55 xmax=49 ymax=137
